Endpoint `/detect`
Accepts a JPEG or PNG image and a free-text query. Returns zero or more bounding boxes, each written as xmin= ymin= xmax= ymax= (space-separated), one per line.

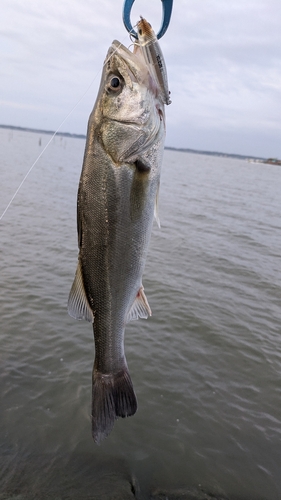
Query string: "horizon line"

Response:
xmin=0 ymin=123 xmax=267 ymax=161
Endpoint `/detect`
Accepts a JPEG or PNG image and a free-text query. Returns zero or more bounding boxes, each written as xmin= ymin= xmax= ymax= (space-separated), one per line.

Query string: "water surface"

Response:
xmin=1 ymin=128 xmax=281 ymax=499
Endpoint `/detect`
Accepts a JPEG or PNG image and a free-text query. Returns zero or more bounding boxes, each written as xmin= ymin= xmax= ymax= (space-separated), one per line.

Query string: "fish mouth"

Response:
xmin=110 ymin=40 xmax=140 ymax=67
xmin=109 ymin=40 xmax=154 ymax=91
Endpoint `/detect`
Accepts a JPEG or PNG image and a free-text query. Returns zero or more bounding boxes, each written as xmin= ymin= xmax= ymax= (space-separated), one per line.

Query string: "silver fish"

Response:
xmin=68 ymin=35 xmax=167 ymax=443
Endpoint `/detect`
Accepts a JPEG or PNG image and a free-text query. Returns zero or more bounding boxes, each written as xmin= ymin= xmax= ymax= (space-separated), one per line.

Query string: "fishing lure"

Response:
xmin=136 ymin=17 xmax=171 ymax=106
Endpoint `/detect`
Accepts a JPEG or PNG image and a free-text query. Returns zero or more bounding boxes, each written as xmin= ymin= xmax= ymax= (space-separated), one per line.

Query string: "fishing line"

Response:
xmin=0 ymin=28 xmax=137 ymax=222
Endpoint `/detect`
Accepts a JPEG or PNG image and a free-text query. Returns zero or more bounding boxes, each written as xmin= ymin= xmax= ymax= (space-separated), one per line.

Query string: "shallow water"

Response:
xmin=1 ymin=128 xmax=281 ymax=499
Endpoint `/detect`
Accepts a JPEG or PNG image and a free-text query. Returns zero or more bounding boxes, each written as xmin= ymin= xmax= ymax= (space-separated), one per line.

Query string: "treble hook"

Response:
xmin=123 ymin=0 xmax=173 ymax=40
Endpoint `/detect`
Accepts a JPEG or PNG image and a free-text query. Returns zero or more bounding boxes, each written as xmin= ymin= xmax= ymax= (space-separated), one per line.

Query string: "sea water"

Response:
xmin=0 ymin=128 xmax=281 ymax=499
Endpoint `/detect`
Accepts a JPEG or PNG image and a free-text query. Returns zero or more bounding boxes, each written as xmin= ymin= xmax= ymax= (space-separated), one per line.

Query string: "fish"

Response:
xmin=68 ymin=26 xmax=168 ymax=444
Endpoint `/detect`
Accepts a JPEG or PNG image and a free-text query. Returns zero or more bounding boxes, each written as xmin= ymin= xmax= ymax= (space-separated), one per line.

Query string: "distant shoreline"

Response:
xmin=164 ymin=146 xmax=265 ymax=162
xmin=0 ymin=123 xmax=86 ymax=140
xmin=0 ymin=123 xmax=271 ymax=163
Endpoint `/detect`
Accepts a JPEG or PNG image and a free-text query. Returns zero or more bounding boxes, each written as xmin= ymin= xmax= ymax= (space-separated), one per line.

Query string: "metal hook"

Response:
xmin=123 ymin=0 xmax=173 ymax=40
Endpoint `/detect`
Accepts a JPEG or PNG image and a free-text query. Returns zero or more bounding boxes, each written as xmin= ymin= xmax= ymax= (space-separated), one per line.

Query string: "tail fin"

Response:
xmin=91 ymin=369 xmax=137 ymax=444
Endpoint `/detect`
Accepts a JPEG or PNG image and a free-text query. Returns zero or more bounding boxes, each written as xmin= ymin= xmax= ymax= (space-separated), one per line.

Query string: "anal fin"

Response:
xmin=126 ymin=285 xmax=152 ymax=322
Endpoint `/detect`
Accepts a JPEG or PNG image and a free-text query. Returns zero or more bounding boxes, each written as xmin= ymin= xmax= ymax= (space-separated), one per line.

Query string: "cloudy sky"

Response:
xmin=1 ymin=0 xmax=281 ymax=158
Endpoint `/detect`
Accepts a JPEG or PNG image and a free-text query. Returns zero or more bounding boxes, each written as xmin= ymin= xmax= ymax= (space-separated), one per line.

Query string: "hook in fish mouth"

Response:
xmin=106 ymin=39 xmax=167 ymax=107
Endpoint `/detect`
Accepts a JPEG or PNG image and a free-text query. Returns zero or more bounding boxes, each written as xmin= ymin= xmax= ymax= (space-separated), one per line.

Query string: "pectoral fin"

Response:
xmin=68 ymin=260 xmax=93 ymax=323
xmin=126 ymin=286 xmax=152 ymax=322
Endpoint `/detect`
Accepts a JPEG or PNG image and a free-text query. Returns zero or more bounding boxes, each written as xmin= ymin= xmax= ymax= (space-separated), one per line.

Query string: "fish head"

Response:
xmin=95 ymin=40 xmax=165 ymax=164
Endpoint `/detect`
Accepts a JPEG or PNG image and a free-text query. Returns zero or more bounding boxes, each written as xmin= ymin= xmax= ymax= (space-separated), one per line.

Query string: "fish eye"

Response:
xmin=109 ymin=76 xmax=121 ymax=91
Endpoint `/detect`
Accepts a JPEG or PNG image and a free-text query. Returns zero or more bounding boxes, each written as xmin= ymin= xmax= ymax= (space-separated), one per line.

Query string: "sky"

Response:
xmin=1 ymin=0 xmax=281 ymax=158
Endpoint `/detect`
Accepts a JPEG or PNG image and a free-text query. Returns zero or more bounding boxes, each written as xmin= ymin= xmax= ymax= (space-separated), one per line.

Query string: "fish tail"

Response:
xmin=91 ymin=369 xmax=137 ymax=444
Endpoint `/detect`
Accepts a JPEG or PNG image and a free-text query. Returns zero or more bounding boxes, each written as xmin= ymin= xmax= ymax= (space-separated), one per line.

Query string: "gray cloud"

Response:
xmin=1 ymin=0 xmax=280 ymax=157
